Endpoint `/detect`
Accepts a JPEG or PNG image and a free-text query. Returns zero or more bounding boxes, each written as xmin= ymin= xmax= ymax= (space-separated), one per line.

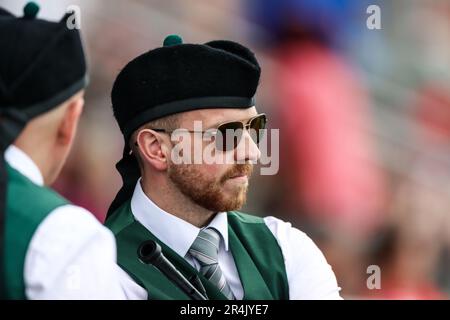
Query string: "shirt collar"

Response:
xmin=4 ymin=145 xmax=44 ymax=186
xmin=130 ymin=179 xmax=229 ymax=258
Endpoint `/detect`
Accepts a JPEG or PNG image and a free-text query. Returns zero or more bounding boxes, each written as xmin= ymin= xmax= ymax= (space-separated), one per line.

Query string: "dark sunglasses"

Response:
xmin=147 ymin=113 xmax=267 ymax=151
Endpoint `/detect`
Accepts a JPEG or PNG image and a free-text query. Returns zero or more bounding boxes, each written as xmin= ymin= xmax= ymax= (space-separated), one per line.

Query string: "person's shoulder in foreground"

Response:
xmin=0 ymin=2 xmax=125 ymax=299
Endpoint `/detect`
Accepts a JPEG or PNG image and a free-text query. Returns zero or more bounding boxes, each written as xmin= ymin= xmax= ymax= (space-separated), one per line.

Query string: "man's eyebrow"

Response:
xmin=204 ymin=120 xmax=224 ymax=130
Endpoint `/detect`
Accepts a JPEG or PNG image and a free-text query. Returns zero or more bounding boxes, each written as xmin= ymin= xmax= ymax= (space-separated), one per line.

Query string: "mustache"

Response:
xmin=220 ymin=164 xmax=253 ymax=183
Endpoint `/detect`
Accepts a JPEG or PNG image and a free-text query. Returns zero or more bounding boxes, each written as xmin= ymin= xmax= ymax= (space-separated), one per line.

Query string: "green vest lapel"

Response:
xmin=114 ymin=221 xmax=188 ymax=299
xmin=228 ymin=212 xmax=289 ymax=300
xmin=228 ymin=226 xmax=273 ymax=299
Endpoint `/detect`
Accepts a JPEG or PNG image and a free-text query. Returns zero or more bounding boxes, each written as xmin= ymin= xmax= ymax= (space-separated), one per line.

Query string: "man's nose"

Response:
xmin=235 ymin=129 xmax=261 ymax=163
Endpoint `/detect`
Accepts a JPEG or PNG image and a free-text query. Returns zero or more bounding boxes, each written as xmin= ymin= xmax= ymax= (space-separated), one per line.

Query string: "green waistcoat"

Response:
xmin=106 ymin=200 xmax=289 ymax=300
xmin=4 ymin=164 xmax=68 ymax=299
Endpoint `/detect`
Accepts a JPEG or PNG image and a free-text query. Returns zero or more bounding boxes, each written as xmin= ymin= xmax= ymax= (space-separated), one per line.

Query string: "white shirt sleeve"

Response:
xmin=264 ymin=216 xmax=342 ymax=300
xmin=24 ymin=204 xmax=127 ymax=300
xmin=117 ymin=266 xmax=148 ymax=300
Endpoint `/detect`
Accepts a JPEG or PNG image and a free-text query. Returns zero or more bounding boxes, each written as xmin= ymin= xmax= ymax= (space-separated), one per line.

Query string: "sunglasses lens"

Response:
xmin=215 ymin=114 xmax=267 ymax=151
xmin=249 ymin=114 xmax=267 ymax=144
xmin=216 ymin=122 xmax=244 ymax=151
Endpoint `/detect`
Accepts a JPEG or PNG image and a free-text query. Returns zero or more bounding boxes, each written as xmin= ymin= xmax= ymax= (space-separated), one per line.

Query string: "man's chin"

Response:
xmin=169 ymin=167 xmax=248 ymax=212
xmin=213 ymin=189 xmax=247 ymax=212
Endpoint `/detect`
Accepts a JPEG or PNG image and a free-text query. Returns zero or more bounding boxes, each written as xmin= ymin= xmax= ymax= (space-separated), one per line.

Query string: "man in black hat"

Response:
xmin=0 ymin=3 xmax=125 ymax=299
xmin=106 ymin=35 xmax=341 ymax=299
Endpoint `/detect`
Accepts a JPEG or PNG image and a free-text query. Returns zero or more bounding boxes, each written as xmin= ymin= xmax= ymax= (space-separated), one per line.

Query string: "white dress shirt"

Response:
xmin=118 ymin=180 xmax=342 ymax=300
xmin=5 ymin=145 xmax=126 ymax=299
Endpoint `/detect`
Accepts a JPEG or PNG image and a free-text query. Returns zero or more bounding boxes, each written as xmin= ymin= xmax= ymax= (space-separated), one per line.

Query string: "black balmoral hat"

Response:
xmin=112 ymin=34 xmax=261 ymax=140
xmin=0 ymin=2 xmax=87 ymax=297
xmin=0 ymin=2 xmax=87 ymax=129
xmin=108 ymin=35 xmax=261 ymax=217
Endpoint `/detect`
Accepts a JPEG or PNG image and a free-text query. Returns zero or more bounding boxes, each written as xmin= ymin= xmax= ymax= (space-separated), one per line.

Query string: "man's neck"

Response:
xmin=5 ymin=145 xmax=45 ymax=186
xmin=140 ymin=177 xmax=215 ymax=228
xmin=13 ymin=142 xmax=52 ymax=185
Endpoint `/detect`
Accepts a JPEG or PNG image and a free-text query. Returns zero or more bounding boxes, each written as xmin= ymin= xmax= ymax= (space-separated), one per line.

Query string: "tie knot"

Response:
xmin=189 ymin=227 xmax=221 ymax=266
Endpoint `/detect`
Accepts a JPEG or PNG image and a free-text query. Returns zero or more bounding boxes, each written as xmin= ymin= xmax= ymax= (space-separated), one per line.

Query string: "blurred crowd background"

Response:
xmin=2 ymin=0 xmax=449 ymax=299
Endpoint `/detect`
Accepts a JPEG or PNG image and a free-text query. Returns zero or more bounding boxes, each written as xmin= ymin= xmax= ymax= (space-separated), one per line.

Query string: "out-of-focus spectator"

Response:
xmin=247 ymin=0 xmax=387 ymax=236
xmin=274 ymin=37 xmax=386 ymax=236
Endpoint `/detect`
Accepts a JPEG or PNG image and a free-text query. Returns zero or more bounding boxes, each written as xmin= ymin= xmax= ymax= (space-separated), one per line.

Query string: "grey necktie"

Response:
xmin=188 ymin=227 xmax=235 ymax=300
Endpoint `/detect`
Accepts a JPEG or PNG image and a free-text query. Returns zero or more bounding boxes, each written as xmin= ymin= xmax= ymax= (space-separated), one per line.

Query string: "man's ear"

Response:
xmin=57 ymin=95 xmax=84 ymax=146
xmin=136 ymin=129 xmax=169 ymax=171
